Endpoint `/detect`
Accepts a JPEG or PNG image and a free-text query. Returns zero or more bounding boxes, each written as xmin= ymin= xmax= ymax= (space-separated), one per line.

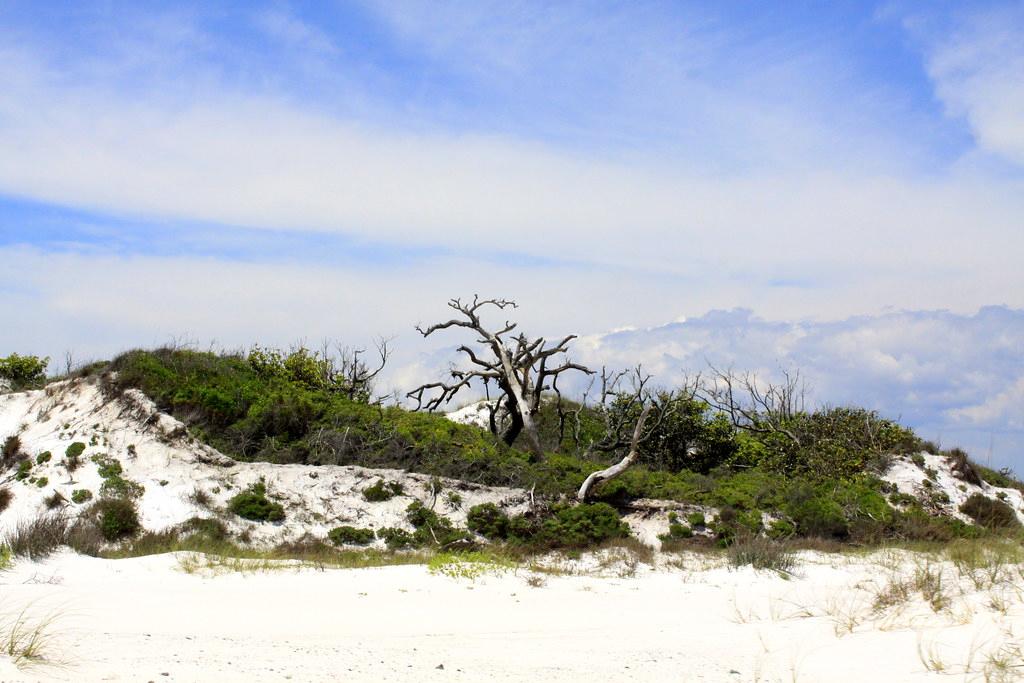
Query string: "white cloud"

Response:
xmin=913 ymin=5 xmax=1024 ymax=166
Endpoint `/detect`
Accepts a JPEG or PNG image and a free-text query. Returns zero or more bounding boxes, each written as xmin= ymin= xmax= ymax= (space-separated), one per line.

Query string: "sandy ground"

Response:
xmin=1 ymin=549 xmax=1022 ymax=682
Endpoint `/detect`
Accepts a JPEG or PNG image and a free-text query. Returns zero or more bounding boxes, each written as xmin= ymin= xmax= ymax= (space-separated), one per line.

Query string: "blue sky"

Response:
xmin=1 ymin=1 xmax=1023 ymax=467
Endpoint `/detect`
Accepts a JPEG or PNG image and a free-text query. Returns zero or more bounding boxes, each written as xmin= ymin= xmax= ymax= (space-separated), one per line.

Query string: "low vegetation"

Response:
xmin=0 ymin=342 xmax=1019 ymax=563
xmin=228 ymin=481 xmax=285 ymax=522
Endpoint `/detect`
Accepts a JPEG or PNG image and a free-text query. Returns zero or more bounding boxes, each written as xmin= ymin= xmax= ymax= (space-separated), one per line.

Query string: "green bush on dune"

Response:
xmin=64 ymin=346 xmax=1023 ymax=548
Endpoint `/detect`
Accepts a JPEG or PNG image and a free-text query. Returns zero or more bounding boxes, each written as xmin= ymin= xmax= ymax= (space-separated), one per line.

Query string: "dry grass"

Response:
xmin=1 ymin=605 xmax=60 ymax=668
xmin=4 ymin=513 xmax=69 ymax=560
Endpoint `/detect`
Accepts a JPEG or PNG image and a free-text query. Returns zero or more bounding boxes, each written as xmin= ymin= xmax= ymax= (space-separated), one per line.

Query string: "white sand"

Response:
xmin=0 ymin=379 xmax=530 ymax=545
xmin=1 ymin=549 xmax=1023 ymax=682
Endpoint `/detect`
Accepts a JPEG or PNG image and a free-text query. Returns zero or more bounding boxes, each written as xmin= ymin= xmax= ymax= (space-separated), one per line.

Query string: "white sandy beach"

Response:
xmin=2 ymin=547 xmax=1023 ymax=682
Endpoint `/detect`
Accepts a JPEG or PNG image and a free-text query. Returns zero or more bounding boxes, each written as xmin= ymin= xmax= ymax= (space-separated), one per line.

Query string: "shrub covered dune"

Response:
xmin=0 ymin=347 xmax=1022 ymax=563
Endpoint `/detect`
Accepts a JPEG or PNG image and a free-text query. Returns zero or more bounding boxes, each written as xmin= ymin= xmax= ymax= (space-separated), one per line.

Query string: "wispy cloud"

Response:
xmin=908 ymin=3 xmax=1024 ymax=167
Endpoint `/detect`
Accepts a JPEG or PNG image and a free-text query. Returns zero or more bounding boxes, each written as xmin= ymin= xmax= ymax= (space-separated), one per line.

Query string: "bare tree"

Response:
xmin=407 ymin=296 xmax=592 ymax=459
xmin=333 ymin=338 xmax=392 ymax=403
xmin=574 ymin=367 xmax=680 ymax=501
xmin=696 ymin=365 xmax=805 ymax=446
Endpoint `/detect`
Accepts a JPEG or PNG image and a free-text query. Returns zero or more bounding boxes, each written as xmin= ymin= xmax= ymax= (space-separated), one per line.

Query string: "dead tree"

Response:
xmin=575 ymin=367 xmax=679 ymax=501
xmin=407 ymin=296 xmax=592 ymax=459
xmin=696 ymin=365 xmax=805 ymax=446
xmin=334 ymin=338 xmax=391 ymax=403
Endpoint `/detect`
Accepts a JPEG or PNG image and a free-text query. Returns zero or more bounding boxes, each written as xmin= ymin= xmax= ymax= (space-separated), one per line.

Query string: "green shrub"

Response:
xmin=466 ymin=503 xmax=510 ymax=539
xmin=15 ymin=460 xmax=31 ymax=481
xmin=71 ymin=489 xmax=93 ymax=504
xmin=378 ymin=527 xmax=417 ymax=550
xmin=537 ymin=503 xmax=629 ymax=549
xmin=65 ymin=442 xmax=86 ymax=458
xmin=92 ymin=455 xmax=123 ymax=479
xmin=100 ymin=476 xmax=144 ymax=500
xmin=363 ymin=479 xmax=404 ymax=502
xmin=785 ymin=483 xmax=848 ymax=539
xmin=0 ymin=354 xmax=49 ymax=388
xmin=659 ymin=522 xmax=692 ymax=542
xmin=767 ymin=518 xmax=795 ymax=539
xmin=405 ymin=501 xmax=470 ymax=547
xmin=959 ymin=494 xmax=1020 ymax=529
xmin=35 ymin=476 xmax=48 ymax=488
xmin=35 ymin=451 xmax=51 ymax=465
xmin=328 ymin=526 xmax=376 ymax=546
xmin=228 ymin=482 xmax=285 ymax=522
xmin=91 ymin=499 xmax=141 ymax=541
xmin=686 ymin=511 xmax=706 ymax=527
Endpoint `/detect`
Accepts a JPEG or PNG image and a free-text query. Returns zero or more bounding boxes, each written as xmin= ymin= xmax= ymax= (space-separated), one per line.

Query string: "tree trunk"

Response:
xmin=577 ymin=404 xmax=652 ymax=501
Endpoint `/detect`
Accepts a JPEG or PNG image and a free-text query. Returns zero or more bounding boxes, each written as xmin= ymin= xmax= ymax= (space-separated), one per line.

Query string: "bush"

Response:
xmin=537 ymin=503 xmax=629 ymax=549
xmin=362 ymin=479 xmax=404 ymax=502
xmin=100 ymin=476 xmax=144 ymax=500
xmin=327 ymin=526 xmax=376 ymax=546
xmin=92 ymin=455 xmax=123 ymax=479
xmin=658 ymin=521 xmax=692 ymax=543
xmin=405 ymin=501 xmax=470 ymax=547
xmin=15 ymin=460 xmax=31 ymax=480
xmin=65 ymin=442 xmax=86 ymax=459
xmin=35 ymin=476 xmax=48 ymax=488
xmin=784 ymin=483 xmax=848 ymax=539
xmin=91 ymin=499 xmax=141 ymax=541
xmin=378 ymin=527 xmax=417 ymax=550
xmin=228 ymin=482 xmax=285 ymax=522
xmin=0 ymin=487 xmax=12 ymax=512
xmin=959 ymin=494 xmax=1020 ymax=529
xmin=466 ymin=503 xmax=510 ymax=539
xmin=71 ymin=489 xmax=93 ymax=504
xmin=945 ymin=448 xmax=982 ymax=486
xmin=0 ymin=354 xmax=49 ymax=388
xmin=35 ymin=451 xmax=51 ymax=465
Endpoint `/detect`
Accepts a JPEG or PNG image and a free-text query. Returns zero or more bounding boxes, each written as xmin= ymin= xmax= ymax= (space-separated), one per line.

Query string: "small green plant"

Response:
xmin=377 ymin=527 xmax=416 ymax=549
xmin=91 ymin=454 xmax=123 ymax=479
xmin=910 ymin=453 xmax=925 ymax=468
xmin=35 ymin=476 xmax=48 ymax=488
xmin=15 ymin=460 xmax=31 ymax=481
xmin=91 ymin=498 xmax=141 ymax=541
xmin=228 ymin=481 xmax=285 ymax=522
xmin=658 ymin=521 xmax=692 ymax=543
xmin=100 ymin=475 xmax=144 ymax=499
xmin=328 ymin=526 xmax=376 ymax=546
xmin=35 ymin=451 xmax=51 ymax=465
xmin=466 ymin=503 xmax=510 ymax=539
xmin=65 ymin=442 xmax=86 ymax=459
xmin=686 ymin=511 xmax=706 ymax=527
xmin=71 ymin=489 xmax=93 ymax=504
xmin=362 ymin=479 xmax=404 ymax=502
xmin=405 ymin=501 xmax=471 ymax=547
xmin=444 ymin=491 xmax=463 ymax=510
